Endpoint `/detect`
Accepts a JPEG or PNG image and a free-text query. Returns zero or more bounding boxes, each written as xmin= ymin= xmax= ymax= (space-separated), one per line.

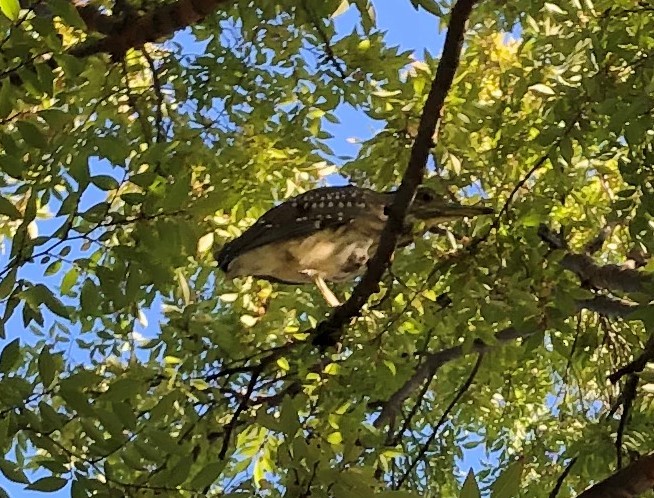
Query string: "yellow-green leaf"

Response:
xmin=0 ymin=0 xmax=19 ymax=21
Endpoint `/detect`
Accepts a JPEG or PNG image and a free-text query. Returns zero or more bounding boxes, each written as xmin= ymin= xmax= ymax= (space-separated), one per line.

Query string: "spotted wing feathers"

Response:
xmin=215 ymin=186 xmax=372 ymax=271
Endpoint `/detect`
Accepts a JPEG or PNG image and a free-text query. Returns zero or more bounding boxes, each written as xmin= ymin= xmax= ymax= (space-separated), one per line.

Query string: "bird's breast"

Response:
xmin=225 ymin=221 xmax=383 ymax=284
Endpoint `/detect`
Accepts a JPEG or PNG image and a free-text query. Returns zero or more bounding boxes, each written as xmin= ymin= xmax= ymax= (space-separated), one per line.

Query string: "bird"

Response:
xmin=215 ymin=185 xmax=492 ymax=306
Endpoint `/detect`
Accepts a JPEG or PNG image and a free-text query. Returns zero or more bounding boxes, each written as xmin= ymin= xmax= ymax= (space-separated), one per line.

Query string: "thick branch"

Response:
xmin=561 ymin=253 xmax=653 ymax=294
xmin=576 ymin=452 xmax=654 ymax=498
xmin=372 ymin=293 xmax=645 ymax=428
xmin=575 ymin=295 xmax=648 ymax=318
xmin=69 ymin=0 xmax=236 ymax=59
xmin=538 ymin=225 xmax=653 ymax=294
xmin=312 ymin=0 xmax=480 ymax=347
xmin=374 ymin=325 xmax=529 ymax=427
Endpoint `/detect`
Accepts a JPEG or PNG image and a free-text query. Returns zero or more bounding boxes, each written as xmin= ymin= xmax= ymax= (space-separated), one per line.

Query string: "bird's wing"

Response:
xmin=215 ymin=186 xmax=377 ymax=271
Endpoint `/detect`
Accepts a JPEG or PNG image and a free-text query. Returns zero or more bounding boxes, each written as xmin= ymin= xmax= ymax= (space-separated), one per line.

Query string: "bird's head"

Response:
xmin=408 ymin=186 xmax=493 ymax=224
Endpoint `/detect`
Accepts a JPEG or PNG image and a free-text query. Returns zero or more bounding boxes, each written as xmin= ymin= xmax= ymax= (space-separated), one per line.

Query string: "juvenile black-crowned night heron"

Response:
xmin=215 ymin=185 xmax=492 ymax=306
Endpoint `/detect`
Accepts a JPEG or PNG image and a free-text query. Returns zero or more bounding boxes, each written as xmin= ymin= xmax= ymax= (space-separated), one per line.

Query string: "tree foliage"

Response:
xmin=0 ymin=0 xmax=653 ymax=497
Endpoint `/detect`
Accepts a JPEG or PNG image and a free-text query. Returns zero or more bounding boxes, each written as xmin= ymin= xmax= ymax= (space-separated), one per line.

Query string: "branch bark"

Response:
xmin=575 ymin=295 xmax=649 ymax=318
xmin=372 ymin=294 xmax=646 ymax=428
xmin=609 ymin=334 xmax=654 ymax=384
xmin=538 ymin=225 xmax=654 ymax=295
xmin=312 ymin=0 xmax=480 ymax=347
xmin=69 ymin=0 xmax=236 ymax=59
xmin=561 ymin=253 xmax=653 ymax=294
xmin=576 ymin=452 xmax=654 ymax=498
xmin=374 ymin=325 xmax=530 ymax=427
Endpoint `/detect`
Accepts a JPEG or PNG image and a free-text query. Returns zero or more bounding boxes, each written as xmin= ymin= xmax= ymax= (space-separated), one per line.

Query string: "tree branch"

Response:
xmin=375 ymin=325 xmax=529 ymax=427
xmin=312 ymin=0 xmax=480 ymax=348
xmin=69 ymin=0 xmax=236 ymax=59
xmin=395 ymin=353 xmax=483 ymax=489
xmin=560 ymin=253 xmax=653 ymax=294
xmin=301 ymin=0 xmax=347 ymax=79
xmin=549 ymin=457 xmax=578 ymax=498
xmin=576 ymin=295 xmax=649 ymax=318
xmin=538 ymin=225 xmax=654 ymax=294
xmin=576 ymin=452 xmax=654 ymax=498
xmin=615 ymin=374 xmax=639 ymax=469
xmin=609 ymin=334 xmax=654 ymax=384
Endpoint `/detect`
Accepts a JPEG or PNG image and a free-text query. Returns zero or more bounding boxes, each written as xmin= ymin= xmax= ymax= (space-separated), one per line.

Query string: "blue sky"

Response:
xmin=0 ymin=2 xmax=492 ymax=496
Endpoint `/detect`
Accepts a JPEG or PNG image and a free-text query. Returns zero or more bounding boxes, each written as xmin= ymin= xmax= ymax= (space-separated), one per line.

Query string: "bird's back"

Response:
xmin=215 ymin=186 xmax=389 ymax=278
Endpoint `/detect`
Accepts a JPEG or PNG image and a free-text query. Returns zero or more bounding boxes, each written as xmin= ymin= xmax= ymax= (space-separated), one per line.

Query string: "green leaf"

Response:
xmin=80 ymin=279 xmax=101 ymax=314
xmin=0 ymin=339 xmax=20 ymax=373
xmin=417 ymin=0 xmax=441 ymax=16
xmin=38 ymin=347 xmax=57 ymax=388
xmin=0 ymin=196 xmax=22 ymax=220
xmin=461 ymin=470 xmax=481 ymax=498
xmin=102 ymin=378 xmax=141 ymax=401
xmin=332 ymin=0 xmax=349 ymax=18
xmin=39 ymin=401 xmax=64 ymax=431
xmin=26 ymin=476 xmax=67 ymax=491
xmin=544 ymin=2 xmax=566 ymax=14
xmin=16 ymin=121 xmax=47 ymax=149
xmin=0 ymin=80 xmax=12 ymax=119
xmin=165 ymin=455 xmax=193 ymax=487
xmin=491 ymin=458 xmax=524 ymax=498
xmin=44 ymin=259 xmax=62 ymax=276
xmin=326 ymin=432 xmax=343 ymax=445
xmin=91 ymin=175 xmax=119 ymax=191
xmin=70 ymin=479 xmax=87 ymax=498
xmin=0 ymin=458 xmax=29 ymax=484
xmin=60 ymin=267 xmax=78 ymax=295
xmin=29 ymin=284 xmax=70 ymax=319
xmin=0 ymin=267 xmax=17 ymax=301
xmin=191 ymin=461 xmax=226 ymax=489
xmin=59 ymin=388 xmax=94 ymax=416
xmin=0 ymin=0 xmax=19 ymax=21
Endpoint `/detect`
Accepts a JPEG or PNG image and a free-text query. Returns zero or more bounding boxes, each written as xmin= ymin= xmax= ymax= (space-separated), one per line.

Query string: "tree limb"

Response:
xmin=560 ymin=253 xmax=653 ymax=294
xmin=576 ymin=452 xmax=654 ymax=498
xmin=538 ymin=225 xmax=654 ymax=294
xmin=549 ymin=457 xmax=578 ymax=498
xmin=312 ymin=0 xmax=480 ymax=348
xmin=375 ymin=325 xmax=529 ymax=427
xmin=575 ymin=295 xmax=649 ymax=318
xmin=609 ymin=334 xmax=654 ymax=384
xmin=69 ymin=0 xmax=236 ymax=59
xmin=395 ymin=352 xmax=483 ymax=488
xmin=371 ymin=293 xmax=644 ymax=428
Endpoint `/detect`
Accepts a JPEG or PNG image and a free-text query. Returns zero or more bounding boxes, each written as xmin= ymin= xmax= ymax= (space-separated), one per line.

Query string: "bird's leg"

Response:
xmin=313 ymin=275 xmax=341 ymax=307
xmin=303 ymin=270 xmax=341 ymax=307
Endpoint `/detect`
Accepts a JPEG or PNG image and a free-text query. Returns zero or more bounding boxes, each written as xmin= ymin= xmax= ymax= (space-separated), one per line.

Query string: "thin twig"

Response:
xmin=395 ymin=353 xmax=484 ymax=489
xmin=615 ymin=374 xmax=639 ymax=469
xmin=218 ymin=367 xmax=262 ymax=459
xmin=389 ymin=375 xmax=432 ymax=446
xmin=549 ymin=456 xmax=578 ymax=498
xmin=143 ymin=48 xmax=165 ymax=144
xmin=609 ymin=334 xmax=654 ymax=384
xmin=301 ymin=0 xmax=347 ymax=79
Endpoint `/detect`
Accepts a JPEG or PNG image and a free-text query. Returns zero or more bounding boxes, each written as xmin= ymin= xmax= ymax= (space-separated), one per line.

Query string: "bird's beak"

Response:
xmin=412 ymin=203 xmax=493 ymax=224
